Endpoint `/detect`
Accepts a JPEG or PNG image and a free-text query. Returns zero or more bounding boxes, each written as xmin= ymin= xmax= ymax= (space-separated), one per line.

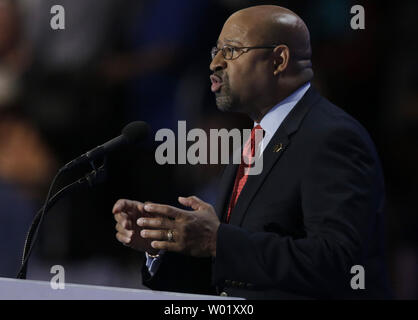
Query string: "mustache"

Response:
xmin=212 ymin=71 xmax=227 ymax=83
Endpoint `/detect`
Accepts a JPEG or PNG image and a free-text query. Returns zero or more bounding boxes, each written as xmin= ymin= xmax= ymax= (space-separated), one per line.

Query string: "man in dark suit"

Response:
xmin=112 ymin=5 xmax=390 ymax=299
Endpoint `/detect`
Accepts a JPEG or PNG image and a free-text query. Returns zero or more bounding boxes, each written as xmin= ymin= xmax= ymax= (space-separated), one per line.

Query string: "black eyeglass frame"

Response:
xmin=211 ymin=44 xmax=279 ymax=60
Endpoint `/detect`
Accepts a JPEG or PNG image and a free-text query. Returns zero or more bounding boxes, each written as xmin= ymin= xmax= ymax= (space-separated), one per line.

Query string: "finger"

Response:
xmin=115 ymin=223 xmax=133 ymax=236
xmin=178 ymin=196 xmax=206 ymax=210
xmin=113 ymin=199 xmax=131 ymax=213
xmin=136 ymin=202 xmax=155 ymax=219
xmin=137 ymin=217 xmax=175 ymax=229
xmin=143 ymin=203 xmax=184 ymax=219
xmin=116 ymin=232 xmax=131 ymax=245
xmin=136 ymin=202 xmax=145 ymax=213
xmin=140 ymin=229 xmax=171 ymax=241
xmin=151 ymin=240 xmax=179 ymax=252
xmin=114 ymin=212 xmax=129 ymax=225
xmin=119 ymin=214 xmax=133 ymax=230
xmin=112 ymin=199 xmax=143 ymax=214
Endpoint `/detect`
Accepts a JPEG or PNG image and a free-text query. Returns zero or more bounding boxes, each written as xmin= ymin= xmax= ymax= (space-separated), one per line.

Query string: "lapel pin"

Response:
xmin=273 ymin=143 xmax=283 ymax=153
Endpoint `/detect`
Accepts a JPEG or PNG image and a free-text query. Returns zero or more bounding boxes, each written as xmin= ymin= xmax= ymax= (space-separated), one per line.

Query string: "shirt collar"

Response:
xmin=256 ymin=82 xmax=311 ymax=137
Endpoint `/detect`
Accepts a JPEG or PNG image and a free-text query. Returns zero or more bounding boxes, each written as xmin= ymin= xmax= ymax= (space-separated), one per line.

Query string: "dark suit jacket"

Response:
xmin=142 ymin=87 xmax=391 ymax=299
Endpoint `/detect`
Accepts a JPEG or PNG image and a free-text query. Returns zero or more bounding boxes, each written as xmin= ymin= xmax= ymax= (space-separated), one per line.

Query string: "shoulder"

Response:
xmin=300 ymin=90 xmax=377 ymax=154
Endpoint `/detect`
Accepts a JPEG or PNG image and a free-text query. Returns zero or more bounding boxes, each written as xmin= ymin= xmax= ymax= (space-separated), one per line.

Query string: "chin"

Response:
xmin=215 ymin=95 xmax=234 ymax=112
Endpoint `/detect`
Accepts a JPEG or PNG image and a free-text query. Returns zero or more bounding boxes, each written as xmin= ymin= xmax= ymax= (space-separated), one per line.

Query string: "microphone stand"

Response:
xmin=17 ymin=160 xmax=107 ymax=280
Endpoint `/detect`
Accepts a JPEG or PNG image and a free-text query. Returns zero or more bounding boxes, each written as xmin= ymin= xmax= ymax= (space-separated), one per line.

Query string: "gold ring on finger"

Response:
xmin=167 ymin=230 xmax=174 ymax=242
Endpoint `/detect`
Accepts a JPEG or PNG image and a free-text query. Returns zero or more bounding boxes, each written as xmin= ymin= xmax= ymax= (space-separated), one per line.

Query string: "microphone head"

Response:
xmin=122 ymin=121 xmax=150 ymax=144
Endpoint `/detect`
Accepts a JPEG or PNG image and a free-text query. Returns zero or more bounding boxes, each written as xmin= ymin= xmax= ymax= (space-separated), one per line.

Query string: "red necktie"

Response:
xmin=225 ymin=125 xmax=263 ymax=223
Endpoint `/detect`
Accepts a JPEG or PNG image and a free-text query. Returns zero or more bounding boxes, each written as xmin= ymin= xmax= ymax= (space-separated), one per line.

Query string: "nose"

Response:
xmin=210 ymin=51 xmax=227 ymax=73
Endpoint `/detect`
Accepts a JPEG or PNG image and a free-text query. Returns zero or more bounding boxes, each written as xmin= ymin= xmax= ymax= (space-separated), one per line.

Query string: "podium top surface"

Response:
xmin=0 ymin=277 xmax=242 ymax=300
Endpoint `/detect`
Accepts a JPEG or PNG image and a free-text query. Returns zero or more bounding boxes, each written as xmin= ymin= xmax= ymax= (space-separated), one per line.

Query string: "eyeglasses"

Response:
xmin=211 ymin=44 xmax=278 ymax=60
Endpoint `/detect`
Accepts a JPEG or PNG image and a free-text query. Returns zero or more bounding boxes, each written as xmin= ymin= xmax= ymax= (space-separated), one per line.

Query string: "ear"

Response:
xmin=272 ymin=45 xmax=290 ymax=76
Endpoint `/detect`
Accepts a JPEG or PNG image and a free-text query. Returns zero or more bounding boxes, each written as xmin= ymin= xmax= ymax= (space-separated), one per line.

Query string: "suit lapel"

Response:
xmin=228 ymin=87 xmax=322 ymax=226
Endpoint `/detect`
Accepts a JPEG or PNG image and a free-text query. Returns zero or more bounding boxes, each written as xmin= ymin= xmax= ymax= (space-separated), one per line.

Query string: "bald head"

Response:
xmin=234 ymin=6 xmax=310 ymax=57
xmin=228 ymin=5 xmax=312 ymax=73
xmin=210 ymin=5 xmax=313 ymax=121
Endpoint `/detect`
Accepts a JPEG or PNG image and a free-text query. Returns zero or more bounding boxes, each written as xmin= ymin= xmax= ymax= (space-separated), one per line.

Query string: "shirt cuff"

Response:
xmin=145 ymin=250 xmax=165 ymax=277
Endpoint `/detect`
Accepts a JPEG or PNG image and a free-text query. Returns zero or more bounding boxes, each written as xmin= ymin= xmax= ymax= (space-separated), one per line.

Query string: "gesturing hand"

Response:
xmin=137 ymin=196 xmax=221 ymax=257
xmin=112 ymin=199 xmax=159 ymax=255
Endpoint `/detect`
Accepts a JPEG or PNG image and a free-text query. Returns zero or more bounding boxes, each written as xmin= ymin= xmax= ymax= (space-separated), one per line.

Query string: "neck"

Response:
xmin=247 ymin=86 xmax=296 ymax=123
xmin=245 ymin=72 xmax=312 ymax=122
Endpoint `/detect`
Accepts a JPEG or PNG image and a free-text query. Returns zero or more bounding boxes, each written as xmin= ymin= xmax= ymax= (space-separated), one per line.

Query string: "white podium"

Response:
xmin=0 ymin=277 xmax=241 ymax=300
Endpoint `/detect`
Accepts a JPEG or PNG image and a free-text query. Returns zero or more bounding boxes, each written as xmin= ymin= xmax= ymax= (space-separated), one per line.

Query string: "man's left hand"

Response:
xmin=137 ymin=196 xmax=220 ymax=257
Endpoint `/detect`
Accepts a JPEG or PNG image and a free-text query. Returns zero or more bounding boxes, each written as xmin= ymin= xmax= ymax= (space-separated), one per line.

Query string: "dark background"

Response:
xmin=0 ymin=0 xmax=417 ymax=299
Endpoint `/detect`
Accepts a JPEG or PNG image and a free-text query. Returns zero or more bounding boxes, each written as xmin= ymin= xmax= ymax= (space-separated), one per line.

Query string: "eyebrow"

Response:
xmin=217 ymin=39 xmax=244 ymax=46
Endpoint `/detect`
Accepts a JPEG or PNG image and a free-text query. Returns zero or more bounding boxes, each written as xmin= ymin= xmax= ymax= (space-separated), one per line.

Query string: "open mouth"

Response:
xmin=210 ymin=74 xmax=223 ymax=93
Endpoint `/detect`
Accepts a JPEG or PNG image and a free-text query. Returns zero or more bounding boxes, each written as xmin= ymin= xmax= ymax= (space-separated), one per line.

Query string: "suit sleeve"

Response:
xmin=212 ymin=125 xmax=385 ymax=298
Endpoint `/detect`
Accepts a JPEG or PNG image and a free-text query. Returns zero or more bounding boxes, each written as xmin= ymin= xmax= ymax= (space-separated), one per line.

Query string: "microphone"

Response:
xmin=63 ymin=121 xmax=150 ymax=171
xmin=17 ymin=121 xmax=150 ymax=279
